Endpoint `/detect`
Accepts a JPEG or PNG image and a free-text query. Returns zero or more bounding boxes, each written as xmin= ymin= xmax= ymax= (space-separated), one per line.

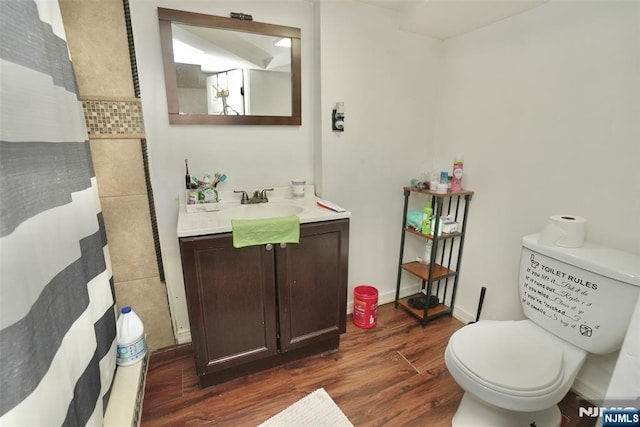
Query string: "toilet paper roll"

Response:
xmin=539 ymin=215 xmax=587 ymax=248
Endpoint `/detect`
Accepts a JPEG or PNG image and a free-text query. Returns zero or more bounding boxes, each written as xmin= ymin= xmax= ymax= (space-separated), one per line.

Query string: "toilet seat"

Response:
xmin=446 ymin=319 xmax=587 ymax=412
xmin=448 ymin=321 xmax=568 ymax=397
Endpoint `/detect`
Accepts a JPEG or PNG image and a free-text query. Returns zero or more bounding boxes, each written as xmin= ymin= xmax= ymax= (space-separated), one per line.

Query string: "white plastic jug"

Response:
xmin=116 ymin=306 xmax=147 ymax=366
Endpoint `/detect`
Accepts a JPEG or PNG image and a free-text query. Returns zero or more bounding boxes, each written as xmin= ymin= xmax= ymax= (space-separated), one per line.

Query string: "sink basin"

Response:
xmin=222 ymin=203 xmax=304 ymax=220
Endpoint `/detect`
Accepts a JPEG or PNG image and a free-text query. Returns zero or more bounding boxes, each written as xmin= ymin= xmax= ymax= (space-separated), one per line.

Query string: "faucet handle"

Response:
xmin=260 ymin=188 xmax=274 ymax=202
xmin=233 ymin=190 xmax=249 ymax=204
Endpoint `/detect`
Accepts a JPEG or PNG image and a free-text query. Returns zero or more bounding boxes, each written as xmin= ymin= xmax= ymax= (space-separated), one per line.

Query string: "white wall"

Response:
xmin=433 ymin=0 xmax=640 ymax=319
xmin=317 ymin=2 xmax=443 ymax=307
xmin=129 ymin=0 xmax=316 ymax=343
xmin=432 ymin=1 xmax=640 ymax=398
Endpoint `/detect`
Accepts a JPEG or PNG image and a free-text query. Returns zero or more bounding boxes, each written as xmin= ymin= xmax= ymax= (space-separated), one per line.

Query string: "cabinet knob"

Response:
xmin=265 ymin=244 xmax=273 ymax=251
xmin=280 ymin=242 xmax=287 ymax=249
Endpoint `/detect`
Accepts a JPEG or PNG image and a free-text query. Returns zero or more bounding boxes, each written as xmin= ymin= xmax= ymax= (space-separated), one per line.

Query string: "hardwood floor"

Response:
xmin=141 ymin=303 xmax=595 ymax=426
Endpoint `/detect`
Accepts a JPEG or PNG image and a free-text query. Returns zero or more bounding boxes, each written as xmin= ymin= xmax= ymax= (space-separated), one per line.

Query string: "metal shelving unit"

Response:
xmin=394 ymin=186 xmax=474 ymax=326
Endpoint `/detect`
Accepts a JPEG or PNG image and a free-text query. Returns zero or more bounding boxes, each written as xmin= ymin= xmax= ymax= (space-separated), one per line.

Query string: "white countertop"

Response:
xmin=177 ymin=185 xmax=351 ymax=238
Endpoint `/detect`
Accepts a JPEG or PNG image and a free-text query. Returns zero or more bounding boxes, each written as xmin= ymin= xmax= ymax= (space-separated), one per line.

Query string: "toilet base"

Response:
xmin=452 ymin=393 xmax=561 ymax=427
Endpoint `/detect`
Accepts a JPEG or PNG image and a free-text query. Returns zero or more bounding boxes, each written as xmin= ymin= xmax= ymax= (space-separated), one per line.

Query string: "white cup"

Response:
xmin=292 ymin=179 xmax=305 ymax=198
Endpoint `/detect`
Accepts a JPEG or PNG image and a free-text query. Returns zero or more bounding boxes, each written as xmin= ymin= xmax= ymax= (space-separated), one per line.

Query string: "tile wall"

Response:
xmin=82 ymin=98 xmax=145 ymax=138
xmin=59 ymin=0 xmax=174 ymax=351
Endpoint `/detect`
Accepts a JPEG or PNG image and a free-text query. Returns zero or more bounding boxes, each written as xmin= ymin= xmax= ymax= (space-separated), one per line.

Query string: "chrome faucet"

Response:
xmin=260 ymin=188 xmax=274 ymax=202
xmin=234 ymin=188 xmax=274 ymax=204
xmin=248 ymin=191 xmax=262 ymax=204
xmin=233 ymin=190 xmax=249 ymax=204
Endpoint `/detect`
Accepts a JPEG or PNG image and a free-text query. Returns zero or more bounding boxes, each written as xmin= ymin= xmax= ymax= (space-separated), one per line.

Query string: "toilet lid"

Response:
xmin=450 ymin=321 xmax=564 ymax=392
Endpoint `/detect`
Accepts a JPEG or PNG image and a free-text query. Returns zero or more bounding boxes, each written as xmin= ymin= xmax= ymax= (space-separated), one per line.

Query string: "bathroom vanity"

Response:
xmin=177 ymin=187 xmax=350 ymax=387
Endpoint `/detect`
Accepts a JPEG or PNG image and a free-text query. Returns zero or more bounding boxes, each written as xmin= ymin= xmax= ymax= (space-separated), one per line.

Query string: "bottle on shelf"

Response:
xmin=452 ymin=154 xmax=463 ymax=191
xmin=421 ymin=205 xmax=432 ymax=236
xmin=423 ymin=240 xmax=432 ymax=263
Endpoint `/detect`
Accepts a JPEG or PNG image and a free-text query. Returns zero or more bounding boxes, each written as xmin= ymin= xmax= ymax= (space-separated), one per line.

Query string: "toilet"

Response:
xmin=445 ymin=234 xmax=640 ymax=427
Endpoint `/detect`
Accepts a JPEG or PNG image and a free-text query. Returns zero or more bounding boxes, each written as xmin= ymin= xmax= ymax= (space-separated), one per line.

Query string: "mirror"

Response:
xmin=158 ymin=8 xmax=301 ymax=125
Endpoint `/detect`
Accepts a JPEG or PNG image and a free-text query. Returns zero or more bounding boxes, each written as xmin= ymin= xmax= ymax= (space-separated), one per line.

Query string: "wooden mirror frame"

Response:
xmin=158 ymin=8 xmax=302 ymax=125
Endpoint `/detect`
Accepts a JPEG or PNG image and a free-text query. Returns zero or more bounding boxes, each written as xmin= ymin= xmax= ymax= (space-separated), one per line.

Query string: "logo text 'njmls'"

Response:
xmin=579 ymin=407 xmax=638 ymax=417
xmin=580 ymin=407 xmax=640 ymax=427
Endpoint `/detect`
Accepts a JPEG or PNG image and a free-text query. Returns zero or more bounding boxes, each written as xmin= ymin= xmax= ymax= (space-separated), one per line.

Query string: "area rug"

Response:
xmin=258 ymin=388 xmax=353 ymax=427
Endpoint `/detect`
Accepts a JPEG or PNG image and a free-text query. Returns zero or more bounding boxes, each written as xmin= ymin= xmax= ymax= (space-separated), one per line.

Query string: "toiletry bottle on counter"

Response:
xmin=421 ymin=205 xmax=432 ymax=236
xmin=188 ymin=190 xmax=197 ymax=205
xmin=185 ymin=159 xmax=192 ymax=190
xmin=452 ymin=154 xmax=463 ymax=191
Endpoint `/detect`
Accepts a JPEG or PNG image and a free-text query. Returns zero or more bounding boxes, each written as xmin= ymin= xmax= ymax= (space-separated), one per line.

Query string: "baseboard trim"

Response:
xmin=176 ymin=328 xmax=191 ymax=345
xmin=347 ymin=287 xmax=426 ymax=314
xmin=571 ymin=377 xmax=606 ymax=404
xmin=451 ymin=305 xmax=475 ymax=325
xmin=354 ymin=287 xmax=473 ymax=325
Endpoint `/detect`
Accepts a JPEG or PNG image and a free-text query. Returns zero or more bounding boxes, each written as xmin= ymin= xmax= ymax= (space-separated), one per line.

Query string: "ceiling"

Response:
xmin=360 ymin=0 xmax=548 ymax=40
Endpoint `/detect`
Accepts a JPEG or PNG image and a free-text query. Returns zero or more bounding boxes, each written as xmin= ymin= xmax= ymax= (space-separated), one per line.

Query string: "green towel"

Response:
xmin=231 ymin=216 xmax=300 ymax=248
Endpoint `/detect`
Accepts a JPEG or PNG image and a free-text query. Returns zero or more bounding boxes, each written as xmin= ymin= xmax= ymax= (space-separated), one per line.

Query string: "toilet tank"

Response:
xmin=519 ymin=234 xmax=640 ymax=354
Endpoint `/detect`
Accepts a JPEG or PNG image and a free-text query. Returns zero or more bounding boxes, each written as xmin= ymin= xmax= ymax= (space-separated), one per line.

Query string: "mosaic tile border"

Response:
xmin=82 ymin=97 xmax=145 ymax=139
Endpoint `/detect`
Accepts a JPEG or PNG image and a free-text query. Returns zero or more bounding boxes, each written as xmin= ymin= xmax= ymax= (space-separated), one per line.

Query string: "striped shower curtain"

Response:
xmin=0 ymin=0 xmax=117 ymax=425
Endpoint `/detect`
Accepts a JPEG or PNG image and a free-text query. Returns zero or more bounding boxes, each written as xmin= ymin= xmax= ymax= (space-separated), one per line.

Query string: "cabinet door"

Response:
xmin=276 ymin=220 xmax=349 ymax=352
xmin=180 ymin=234 xmax=277 ymax=376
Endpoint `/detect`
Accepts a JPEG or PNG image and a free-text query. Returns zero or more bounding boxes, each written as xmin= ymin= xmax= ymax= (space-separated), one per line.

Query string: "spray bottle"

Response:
xmin=452 ymin=154 xmax=464 ymax=192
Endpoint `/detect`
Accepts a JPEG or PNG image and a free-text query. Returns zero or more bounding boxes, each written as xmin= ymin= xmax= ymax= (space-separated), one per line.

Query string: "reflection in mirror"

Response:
xmin=172 ymin=23 xmax=292 ymax=116
xmin=158 ymin=8 xmax=301 ymax=125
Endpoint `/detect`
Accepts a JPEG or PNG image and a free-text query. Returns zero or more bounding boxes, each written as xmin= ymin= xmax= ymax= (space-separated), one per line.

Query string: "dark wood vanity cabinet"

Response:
xmin=179 ymin=219 xmax=349 ymax=387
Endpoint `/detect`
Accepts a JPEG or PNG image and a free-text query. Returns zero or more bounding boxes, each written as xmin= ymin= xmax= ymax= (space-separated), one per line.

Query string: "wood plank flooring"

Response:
xmin=141 ymin=303 xmax=595 ymax=426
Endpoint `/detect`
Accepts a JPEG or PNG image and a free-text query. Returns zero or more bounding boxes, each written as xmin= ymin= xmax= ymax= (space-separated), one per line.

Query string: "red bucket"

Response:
xmin=353 ymin=285 xmax=378 ymax=329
